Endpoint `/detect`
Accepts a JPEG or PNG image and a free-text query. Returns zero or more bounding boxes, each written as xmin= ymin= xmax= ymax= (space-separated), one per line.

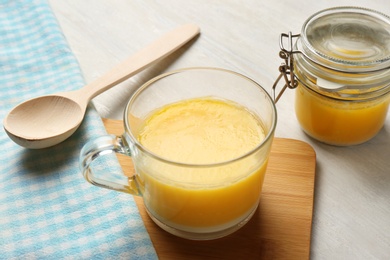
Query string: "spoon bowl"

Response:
xmin=3 ymin=24 xmax=200 ymax=149
xmin=4 ymin=95 xmax=84 ymax=148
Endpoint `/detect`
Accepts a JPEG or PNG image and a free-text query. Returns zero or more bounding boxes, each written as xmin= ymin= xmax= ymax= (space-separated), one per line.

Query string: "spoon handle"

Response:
xmin=75 ymin=24 xmax=200 ymax=103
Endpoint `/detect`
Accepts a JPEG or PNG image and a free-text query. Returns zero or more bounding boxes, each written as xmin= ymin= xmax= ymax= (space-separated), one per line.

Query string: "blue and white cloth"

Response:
xmin=0 ymin=1 xmax=157 ymax=259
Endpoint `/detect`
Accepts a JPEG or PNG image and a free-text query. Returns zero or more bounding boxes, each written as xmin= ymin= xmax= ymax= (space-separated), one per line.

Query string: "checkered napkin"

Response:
xmin=0 ymin=1 xmax=157 ymax=259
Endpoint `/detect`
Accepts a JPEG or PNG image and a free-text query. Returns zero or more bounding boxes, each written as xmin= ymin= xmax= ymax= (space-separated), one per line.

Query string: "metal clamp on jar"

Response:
xmin=273 ymin=6 xmax=390 ymax=146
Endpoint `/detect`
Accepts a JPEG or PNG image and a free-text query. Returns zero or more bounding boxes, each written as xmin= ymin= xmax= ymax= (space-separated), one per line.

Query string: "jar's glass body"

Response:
xmin=294 ymin=82 xmax=390 ymax=146
xmin=290 ymin=7 xmax=390 ymax=146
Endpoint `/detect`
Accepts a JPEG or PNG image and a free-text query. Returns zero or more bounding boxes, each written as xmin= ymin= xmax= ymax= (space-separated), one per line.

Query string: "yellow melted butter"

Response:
xmin=138 ymin=97 xmax=265 ymax=164
xmin=135 ymin=97 xmax=269 ymax=229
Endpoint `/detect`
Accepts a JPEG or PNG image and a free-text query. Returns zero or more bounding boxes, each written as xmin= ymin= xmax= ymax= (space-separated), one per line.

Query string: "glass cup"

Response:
xmin=80 ymin=67 xmax=277 ymax=240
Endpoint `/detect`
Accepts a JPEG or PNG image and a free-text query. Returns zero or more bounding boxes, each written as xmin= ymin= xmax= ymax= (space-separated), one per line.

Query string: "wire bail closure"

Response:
xmin=272 ymin=32 xmax=301 ymax=103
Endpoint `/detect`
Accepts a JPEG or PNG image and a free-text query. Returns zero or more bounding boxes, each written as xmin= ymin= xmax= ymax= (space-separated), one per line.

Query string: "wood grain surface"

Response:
xmin=103 ymin=118 xmax=316 ymax=259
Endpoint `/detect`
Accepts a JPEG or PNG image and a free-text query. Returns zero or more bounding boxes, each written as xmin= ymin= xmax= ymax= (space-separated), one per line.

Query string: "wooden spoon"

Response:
xmin=3 ymin=24 xmax=200 ymax=149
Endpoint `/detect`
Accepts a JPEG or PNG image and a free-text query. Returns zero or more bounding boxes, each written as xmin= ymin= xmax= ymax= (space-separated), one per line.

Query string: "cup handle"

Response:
xmin=79 ymin=134 xmax=142 ymax=196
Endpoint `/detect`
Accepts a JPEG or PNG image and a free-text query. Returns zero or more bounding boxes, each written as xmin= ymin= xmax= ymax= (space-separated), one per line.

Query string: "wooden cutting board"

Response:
xmin=103 ymin=118 xmax=316 ymax=259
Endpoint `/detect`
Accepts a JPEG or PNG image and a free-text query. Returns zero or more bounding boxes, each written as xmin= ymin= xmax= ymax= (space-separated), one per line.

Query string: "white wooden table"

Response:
xmin=50 ymin=1 xmax=390 ymax=259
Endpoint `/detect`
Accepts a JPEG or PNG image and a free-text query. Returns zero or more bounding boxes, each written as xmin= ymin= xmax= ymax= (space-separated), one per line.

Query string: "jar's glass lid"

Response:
xmin=301 ymin=6 xmax=390 ymax=72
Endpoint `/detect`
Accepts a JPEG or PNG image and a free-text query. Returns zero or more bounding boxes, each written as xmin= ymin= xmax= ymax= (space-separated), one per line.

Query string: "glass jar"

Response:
xmin=273 ymin=6 xmax=390 ymax=146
